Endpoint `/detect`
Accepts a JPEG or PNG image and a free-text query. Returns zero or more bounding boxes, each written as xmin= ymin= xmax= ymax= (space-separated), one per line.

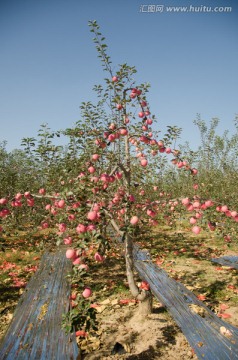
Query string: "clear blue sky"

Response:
xmin=0 ymin=0 xmax=237 ymax=152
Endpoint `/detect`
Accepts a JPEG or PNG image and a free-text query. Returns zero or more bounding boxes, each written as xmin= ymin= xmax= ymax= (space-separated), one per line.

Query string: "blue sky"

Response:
xmin=0 ymin=0 xmax=237 ymax=152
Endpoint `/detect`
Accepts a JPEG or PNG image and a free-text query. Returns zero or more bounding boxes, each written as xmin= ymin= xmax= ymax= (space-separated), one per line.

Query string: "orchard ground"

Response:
xmin=0 ymin=225 xmax=238 ymax=359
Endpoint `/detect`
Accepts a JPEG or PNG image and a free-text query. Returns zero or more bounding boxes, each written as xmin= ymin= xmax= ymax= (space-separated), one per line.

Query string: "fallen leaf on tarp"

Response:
xmin=220 ymin=304 xmax=229 ymax=311
xmin=220 ymin=326 xmax=232 ymax=337
xmin=197 ymin=294 xmax=206 ymax=301
xmin=27 ymin=323 xmax=34 ymax=331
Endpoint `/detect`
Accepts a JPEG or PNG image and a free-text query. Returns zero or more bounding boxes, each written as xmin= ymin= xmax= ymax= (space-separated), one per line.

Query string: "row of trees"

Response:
xmin=1 ymin=116 xmax=238 ymax=202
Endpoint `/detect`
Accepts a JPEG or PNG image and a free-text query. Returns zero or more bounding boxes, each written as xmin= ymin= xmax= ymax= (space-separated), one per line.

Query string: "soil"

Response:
xmin=80 ymin=298 xmax=197 ymax=360
xmin=1 ymin=227 xmax=238 ymax=360
xmin=77 ymin=228 xmax=238 ymax=360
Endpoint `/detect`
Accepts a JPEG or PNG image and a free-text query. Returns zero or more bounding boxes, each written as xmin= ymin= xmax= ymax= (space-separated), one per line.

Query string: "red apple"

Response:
xmin=192 ymin=226 xmax=201 ymax=235
xmin=66 ymin=249 xmax=76 ymax=259
xmin=130 ymin=216 xmax=139 ymax=225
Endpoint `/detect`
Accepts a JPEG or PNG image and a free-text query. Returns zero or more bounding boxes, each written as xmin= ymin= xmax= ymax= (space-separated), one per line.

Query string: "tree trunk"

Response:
xmin=138 ymin=291 xmax=153 ymax=316
xmin=122 ymin=108 xmax=152 ymax=316
xmin=125 ymin=233 xmax=153 ymax=316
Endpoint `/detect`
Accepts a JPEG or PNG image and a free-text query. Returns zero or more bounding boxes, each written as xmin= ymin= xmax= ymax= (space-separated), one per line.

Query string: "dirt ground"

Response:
xmin=1 ymin=227 xmax=238 ymax=359
xmin=77 ymin=229 xmax=238 ymax=359
xmin=80 ymin=297 xmax=197 ymax=360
